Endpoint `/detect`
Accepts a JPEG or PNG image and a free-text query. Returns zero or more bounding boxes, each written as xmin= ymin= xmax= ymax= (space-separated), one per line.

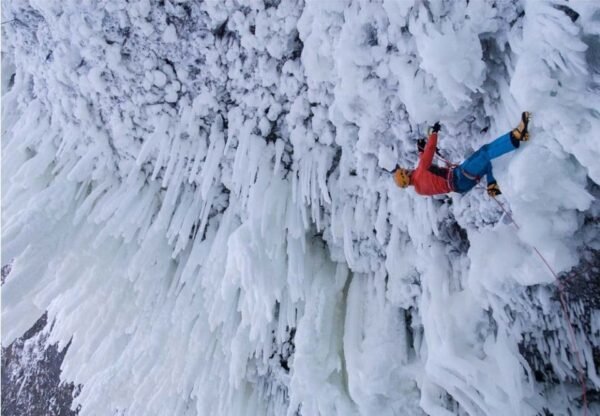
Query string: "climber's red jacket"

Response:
xmin=411 ymin=132 xmax=454 ymax=196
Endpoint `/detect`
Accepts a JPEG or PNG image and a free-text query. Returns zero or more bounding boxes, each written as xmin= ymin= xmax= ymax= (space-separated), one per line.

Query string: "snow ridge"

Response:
xmin=2 ymin=0 xmax=599 ymax=415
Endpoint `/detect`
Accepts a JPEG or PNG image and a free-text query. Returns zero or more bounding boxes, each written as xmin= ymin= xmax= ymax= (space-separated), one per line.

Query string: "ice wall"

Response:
xmin=2 ymin=0 xmax=599 ymax=415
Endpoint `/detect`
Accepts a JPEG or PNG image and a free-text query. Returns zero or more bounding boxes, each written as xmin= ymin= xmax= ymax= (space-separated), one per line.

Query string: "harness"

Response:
xmin=447 ymin=168 xmax=455 ymax=191
xmin=429 ymin=154 xmax=481 ymax=192
xmin=461 ymin=169 xmax=481 ymax=181
xmin=427 ymin=165 xmax=457 ymax=192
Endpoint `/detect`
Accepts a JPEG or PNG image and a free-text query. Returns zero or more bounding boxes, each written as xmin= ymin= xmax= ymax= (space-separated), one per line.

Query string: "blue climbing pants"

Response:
xmin=453 ymin=132 xmax=518 ymax=193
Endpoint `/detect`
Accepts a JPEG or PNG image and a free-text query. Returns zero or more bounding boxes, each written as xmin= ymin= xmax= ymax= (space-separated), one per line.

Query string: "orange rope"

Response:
xmin=433 ymin=151 xmax=589 ymax=413
xmin=489 ymin=195 xmax=589 ymax=416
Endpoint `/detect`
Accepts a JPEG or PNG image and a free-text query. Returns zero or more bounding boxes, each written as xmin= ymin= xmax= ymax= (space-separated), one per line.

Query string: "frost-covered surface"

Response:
xmin=2 ymin=0 xmax=600 ymax=415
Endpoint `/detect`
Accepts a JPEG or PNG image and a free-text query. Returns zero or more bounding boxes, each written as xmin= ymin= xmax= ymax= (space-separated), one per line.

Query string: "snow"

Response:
xmin=2 ymin=0 xmax=599 ymax=415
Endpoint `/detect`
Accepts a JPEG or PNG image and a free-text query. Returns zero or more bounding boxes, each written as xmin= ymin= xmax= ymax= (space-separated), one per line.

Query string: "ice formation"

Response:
xmin=2 ymin=0 xmax=600 ymax=415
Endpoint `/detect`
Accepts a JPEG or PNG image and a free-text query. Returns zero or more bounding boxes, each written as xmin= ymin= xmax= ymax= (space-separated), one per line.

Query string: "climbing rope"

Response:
xmin=490 ymin=196 xmax=589 ymax=416
xmin=432 ymin=152 xmax=589 ymax=413
xmin=434 ymin=153 xmax=458 ymax=168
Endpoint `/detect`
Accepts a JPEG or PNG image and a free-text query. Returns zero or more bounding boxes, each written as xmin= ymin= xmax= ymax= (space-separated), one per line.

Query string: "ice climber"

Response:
xmin=392 ymin=112 xmax=531 ymax=197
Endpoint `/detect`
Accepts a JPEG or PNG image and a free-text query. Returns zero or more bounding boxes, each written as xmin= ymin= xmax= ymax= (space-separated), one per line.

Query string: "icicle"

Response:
xmin=201 ymin=116 xmax=225 ymax=199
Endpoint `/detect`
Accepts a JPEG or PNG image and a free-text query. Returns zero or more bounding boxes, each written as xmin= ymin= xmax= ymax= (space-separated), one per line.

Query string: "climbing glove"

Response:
xmin=487 ymin=182 xmax=501 ymax=197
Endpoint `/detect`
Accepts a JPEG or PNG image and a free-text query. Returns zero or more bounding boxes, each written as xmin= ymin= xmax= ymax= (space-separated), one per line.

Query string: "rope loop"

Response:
xmin=434 ymin=153 xmax=588 ymax=414
xmin=490 ymin=195 xmax=589 ymax=416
